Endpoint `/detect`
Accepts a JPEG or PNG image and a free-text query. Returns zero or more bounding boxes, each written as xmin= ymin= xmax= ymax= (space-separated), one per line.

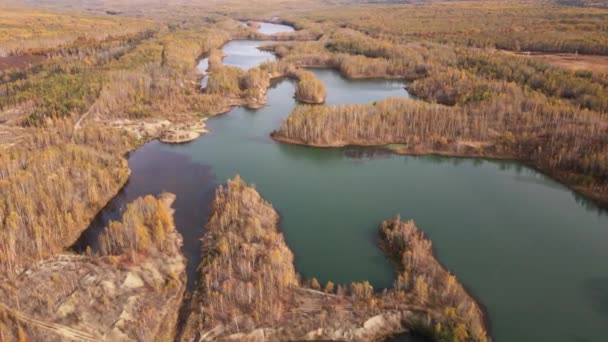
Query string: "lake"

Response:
xmin=76 ymin=23 xmax=608 ymax=341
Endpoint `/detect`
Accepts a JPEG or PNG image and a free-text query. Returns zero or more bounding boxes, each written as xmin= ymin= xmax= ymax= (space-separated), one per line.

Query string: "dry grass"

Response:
xmin=504 ymin=50 xmax=608 ymax=73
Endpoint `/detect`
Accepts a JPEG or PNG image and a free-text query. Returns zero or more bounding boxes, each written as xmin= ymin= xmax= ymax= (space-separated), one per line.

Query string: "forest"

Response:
xmin=0 ymin=0 xmax=607 ymax=340
xmin=0 ymin=8 xmax=158 ymax=57
xmin=0 ymin=123 xmax=134 ymax=274
xmin=304 ymin=0 xmax=608 ymax=55
xmin=97 ymin=193 xmax=176 ymax=256
xmin=180 ymin=176 xmax=299 ymax=337
xmin=266 ymin=1 xmax=608 ymax=208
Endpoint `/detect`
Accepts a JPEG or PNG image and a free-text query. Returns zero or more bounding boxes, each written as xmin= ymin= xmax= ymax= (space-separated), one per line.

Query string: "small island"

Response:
xmin=159 ymin=121 xmax=208 ymax=144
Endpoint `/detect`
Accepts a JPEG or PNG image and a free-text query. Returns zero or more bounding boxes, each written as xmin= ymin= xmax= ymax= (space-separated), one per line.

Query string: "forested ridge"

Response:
xmin=180 ymin=176 xmax=299 ymax=338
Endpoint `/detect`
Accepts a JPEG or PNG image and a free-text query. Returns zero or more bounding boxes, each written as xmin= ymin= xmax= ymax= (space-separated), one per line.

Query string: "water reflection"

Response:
xmin=72 ymin=142 xmax=217 ymax=289
xmin=341 ymin=146 xmax=395 ymax=160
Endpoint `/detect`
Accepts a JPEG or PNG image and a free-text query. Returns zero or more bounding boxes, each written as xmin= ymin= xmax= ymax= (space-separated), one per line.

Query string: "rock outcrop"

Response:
xmin=0 ymin=194 xmax=187 ymax=342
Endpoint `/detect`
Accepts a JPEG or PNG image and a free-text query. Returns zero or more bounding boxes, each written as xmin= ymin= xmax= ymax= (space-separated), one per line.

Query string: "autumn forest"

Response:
xmin=1 ymin=0 xmax=607 ymax=341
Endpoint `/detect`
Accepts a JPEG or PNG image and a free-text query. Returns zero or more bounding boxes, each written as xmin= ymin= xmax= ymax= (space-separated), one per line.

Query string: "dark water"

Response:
xmin=73 ymin=145 xmax=216 ymax=288
xmin=76 ymin=23 xmax=608 ymax=341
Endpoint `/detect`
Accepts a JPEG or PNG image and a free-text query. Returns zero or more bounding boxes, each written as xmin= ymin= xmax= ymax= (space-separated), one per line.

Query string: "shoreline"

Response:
xmin=179 ymin=177 xmax=490 ymax=341
xmin=270 ymin=134 xmax=608 ymax=210
xmin=379 ymin=224 xmax=494 ymax=337
xmin=293 ymin=94 xmax=325 ymax=104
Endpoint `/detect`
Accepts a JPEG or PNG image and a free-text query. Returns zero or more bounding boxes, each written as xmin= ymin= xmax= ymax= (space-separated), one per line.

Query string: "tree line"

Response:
xmin=272 ymin=89 xmax=608 ymax=206
xmin=0 ymin=122 xmax=134 ymax=275
xmin=302 ymin=0 xmax=608 ymax=55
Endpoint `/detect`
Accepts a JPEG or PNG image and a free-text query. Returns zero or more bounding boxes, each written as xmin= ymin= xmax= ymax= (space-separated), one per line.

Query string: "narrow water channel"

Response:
xmin=75 ymin=23 xmax=608 ymax=341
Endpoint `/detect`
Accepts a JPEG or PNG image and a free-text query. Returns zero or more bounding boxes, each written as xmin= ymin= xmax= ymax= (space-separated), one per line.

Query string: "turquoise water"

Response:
xmin=79 ymin=27 xmax=608 ymax=341
xmin=165 ymin=63 xmax=608 ymax=341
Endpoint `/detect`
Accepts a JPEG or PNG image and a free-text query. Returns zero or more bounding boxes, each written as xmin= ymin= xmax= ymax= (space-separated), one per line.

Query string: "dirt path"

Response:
xmin=73 ymin=109 xmax=91 ymax=132
xmin=72 ymin=109 xmax=92 ymax=142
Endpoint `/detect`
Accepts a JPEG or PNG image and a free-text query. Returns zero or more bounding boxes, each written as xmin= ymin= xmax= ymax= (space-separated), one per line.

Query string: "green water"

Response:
xmin=82 ymin=36 xmax=608 ymax=341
